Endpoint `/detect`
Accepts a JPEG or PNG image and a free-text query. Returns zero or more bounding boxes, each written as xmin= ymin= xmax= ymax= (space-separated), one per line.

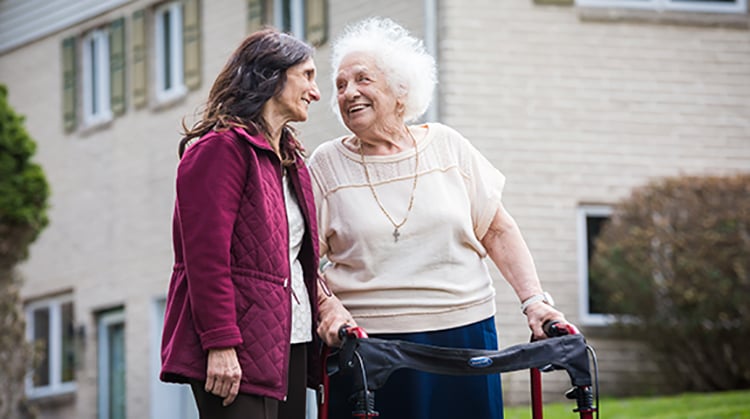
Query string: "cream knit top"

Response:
xmin=283 ymin=171 xmax=312 ymax=344
xmin=308 ymin=123 xmax=506 ymax=334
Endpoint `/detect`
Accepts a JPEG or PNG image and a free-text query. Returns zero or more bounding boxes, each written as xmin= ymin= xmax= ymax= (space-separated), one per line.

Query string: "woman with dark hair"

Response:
xmin=160 ymin=29 xmax=321 ymax=419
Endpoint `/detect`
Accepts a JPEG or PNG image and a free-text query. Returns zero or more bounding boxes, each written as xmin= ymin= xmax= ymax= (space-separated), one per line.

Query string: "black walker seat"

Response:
xmin=328 ymin=333 xmax=591 ymax=390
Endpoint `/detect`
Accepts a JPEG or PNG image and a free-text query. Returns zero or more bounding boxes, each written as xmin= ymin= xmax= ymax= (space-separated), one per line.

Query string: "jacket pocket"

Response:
xmin=231 ymin=267 xmax=289 ymax=390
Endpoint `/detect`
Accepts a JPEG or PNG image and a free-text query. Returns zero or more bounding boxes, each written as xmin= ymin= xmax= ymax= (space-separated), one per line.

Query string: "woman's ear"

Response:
xmin=395 ymin=84 xmax=410 ymax=117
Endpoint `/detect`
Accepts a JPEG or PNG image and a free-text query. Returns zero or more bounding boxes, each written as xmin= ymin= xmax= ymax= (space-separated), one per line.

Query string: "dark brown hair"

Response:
xmin=179 ymin=28 xmax=314 ymax=163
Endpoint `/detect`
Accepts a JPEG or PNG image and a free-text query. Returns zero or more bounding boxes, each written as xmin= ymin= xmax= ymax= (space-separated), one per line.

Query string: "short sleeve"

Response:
xmin=308 ymin=156 xmax=330 ymax=258
xmin=455 ymin=131 xmax=506 ymax=240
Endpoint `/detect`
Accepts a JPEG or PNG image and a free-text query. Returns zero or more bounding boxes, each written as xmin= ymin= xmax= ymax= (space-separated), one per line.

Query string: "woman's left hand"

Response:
xmin=524 ymin=302 xmax=567 ymax=341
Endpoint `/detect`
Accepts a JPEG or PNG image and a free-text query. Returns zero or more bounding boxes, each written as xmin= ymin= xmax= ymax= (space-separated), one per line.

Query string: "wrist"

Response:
xmin=520 ymin=291 xmax=554 ymax=314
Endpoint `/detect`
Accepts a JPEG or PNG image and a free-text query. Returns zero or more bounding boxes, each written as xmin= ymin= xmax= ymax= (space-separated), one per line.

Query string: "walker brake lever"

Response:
xmin=338 ymin=325 xmax=369 ymax=370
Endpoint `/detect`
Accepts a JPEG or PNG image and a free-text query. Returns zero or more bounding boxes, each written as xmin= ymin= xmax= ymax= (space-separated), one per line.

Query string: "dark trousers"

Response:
xmin=190 ymin=343 xmax=308 ymax=419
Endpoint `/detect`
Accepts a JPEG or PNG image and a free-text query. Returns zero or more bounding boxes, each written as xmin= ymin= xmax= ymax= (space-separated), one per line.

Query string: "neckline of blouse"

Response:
xmin=333 ymin=123 xmax=434 ymax=164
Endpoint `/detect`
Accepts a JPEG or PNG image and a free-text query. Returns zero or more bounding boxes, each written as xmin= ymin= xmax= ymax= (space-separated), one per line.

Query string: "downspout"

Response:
xmin=424 ymin=0 xmax=439 ymax=122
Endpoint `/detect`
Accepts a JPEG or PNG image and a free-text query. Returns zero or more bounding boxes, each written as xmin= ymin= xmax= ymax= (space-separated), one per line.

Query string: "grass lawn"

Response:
xmin=504 ymin=389 xmax=750 ymax=418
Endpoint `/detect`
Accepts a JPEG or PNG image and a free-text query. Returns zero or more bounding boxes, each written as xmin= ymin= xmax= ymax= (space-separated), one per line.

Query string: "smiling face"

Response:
xmin=335 ymin=52 xmax=404 ymax=137
xmin=270 ymin=57 xmax=321 ymax=123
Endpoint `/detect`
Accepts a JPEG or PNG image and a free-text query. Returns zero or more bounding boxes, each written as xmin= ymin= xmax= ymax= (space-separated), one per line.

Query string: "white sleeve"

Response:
xmin=454 ymin=130 xmax=506 ymax=239
xmin=308 ymin=158 xmax=330 ymax=258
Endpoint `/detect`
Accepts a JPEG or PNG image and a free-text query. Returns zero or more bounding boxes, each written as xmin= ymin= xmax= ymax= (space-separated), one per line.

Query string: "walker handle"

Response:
xmin=339 ymin=325 xmax=369 ymax=341
xmin=543 ymin=320 xmax=581 ymax=337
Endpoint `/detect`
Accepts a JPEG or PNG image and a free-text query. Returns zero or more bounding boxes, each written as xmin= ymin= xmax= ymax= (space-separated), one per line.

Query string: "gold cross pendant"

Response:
xmin=393 ymin=228 xmax=400 ymax=243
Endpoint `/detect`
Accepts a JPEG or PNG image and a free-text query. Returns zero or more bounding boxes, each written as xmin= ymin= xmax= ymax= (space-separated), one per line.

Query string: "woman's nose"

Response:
xmin=343 ymin=82 xmax=359 ymax=100
xmin=310 ymin=82 xmax=321 ymax=101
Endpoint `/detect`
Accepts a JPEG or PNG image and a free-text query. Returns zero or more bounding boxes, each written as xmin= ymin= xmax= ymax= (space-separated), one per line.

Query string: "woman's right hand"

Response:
xmin=205 ymin=347 xmax=242 ymax=406
xmin=317 ymin=295 xmax=356 ymax=347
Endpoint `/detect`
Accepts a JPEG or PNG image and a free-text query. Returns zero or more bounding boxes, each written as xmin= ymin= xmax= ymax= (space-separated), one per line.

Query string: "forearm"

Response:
xmin=481 ymin=205 xmax=567 ymax=338
xmin=316 ymin=270 xmax=355 ymax=346
xmin=481 ymin=206 xmax=543 ymax=303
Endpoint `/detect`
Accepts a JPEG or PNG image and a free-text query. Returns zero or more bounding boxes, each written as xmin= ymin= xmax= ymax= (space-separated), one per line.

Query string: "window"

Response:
xmin=150 ymin=299 xmax=198 ymax=419
xmin=577 ymin=0 xmax=747 ymax=13
xmin=154 ymin=1 xmax=186 ymax=102
xmin=132 ymin=1 xmax=200 ymax=109
xmin=82 ymin=28 xmax=112 ymax=126
xmin=98 ymin=309 xmax=126 ymax=419
xmin=577 ymin=205 xmax=614 ymax=325
xmin=25 ymin=295 xmax=76 ymax=398
xmin=247 ymin=0 xmax=326 ymax=45
xmin=61 ymin=18 xmax=125 ymax=133
xmin=274 ymin=0 xmax=305 ymax=38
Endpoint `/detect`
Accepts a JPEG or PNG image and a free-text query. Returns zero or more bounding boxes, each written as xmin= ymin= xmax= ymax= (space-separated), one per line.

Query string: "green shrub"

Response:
xmin=0 ymin=84 xmax=49 ymax=271
xmin=0 ymin=84 xmax=49 ymax=419
xmin=591 ymin=174 xmax=750 ymax=392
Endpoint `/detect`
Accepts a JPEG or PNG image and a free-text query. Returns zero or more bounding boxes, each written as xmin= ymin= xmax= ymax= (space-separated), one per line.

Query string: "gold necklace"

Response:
xmin=358 ymin=126 xmax=419 ymax=243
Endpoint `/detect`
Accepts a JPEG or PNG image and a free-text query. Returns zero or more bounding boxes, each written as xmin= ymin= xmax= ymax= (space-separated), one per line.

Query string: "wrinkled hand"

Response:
xmin=206 ymin=347 xmax=241 ymax=406
xmin=317 ymin=295 xmax=356 ymax=347
xmin=524 ymin=302 xmax=567 ymax=341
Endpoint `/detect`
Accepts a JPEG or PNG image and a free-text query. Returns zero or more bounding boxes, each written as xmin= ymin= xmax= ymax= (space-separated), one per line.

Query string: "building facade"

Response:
xmin=1 ymin=0 xmax=748 ymax=417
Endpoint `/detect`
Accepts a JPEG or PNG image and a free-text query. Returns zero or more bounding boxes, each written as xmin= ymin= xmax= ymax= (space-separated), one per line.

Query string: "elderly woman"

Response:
xmin=309 ymin=18 xmax=568 ymax=419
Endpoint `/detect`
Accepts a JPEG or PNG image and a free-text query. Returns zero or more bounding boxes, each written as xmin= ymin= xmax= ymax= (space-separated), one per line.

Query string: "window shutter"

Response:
xmin=246 ymin=0 xmax=265 ymax=34
xmin=183 ymin=0 xmax=201 ymax=91
xmin=109 ymin=18 xmax=126 ymax=116
xmin=305 ymin=0 xmax=327 ymax=47
xmin=62 ymin=37 xmax=77 ymax=133
xmin=132 ymin=9 xmax=147 ymax=108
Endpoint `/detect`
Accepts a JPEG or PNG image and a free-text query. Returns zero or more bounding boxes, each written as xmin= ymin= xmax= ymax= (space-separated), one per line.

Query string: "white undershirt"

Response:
xmin=284 ymin=171 xmax=312 ymax=344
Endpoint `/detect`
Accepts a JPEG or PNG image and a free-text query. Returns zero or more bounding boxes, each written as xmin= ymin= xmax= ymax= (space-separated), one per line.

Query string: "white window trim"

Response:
xmin=81 ymin=28 xmax=113 ymax=127
xmin=150 ymin=298 xmax=198 ymax=419
xmin=98 ymin=309 xmax=126 ymax=419
xmin=274 ymin=0 xmax=305 ymax=39
xmin=154 ymin=1 xmax=187 ymax=103
xmin=150 ymin=299 xmax=165 ymax=419
xmin=577 ymin=205 xmax=615 ymax=326
xmin=577 ymin=0 xmax=747 ymax=14
xmin=24 ymin=295 xmax=76 ymax=399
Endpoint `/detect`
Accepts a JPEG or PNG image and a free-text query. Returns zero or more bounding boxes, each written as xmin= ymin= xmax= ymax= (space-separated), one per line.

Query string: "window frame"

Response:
xmin=24 ymin=294 xmax=77 ymax=399
xmin=577 ymin=205 xmax=615 ymax=326
xmin=97 ymin=309 xmax=126 ymax=419
xmin=576 ymin=0 xmax=747 ymax=14
xmin=150 ymin=298 xmax=198 ymax=419
xmin=81 ymin=28 xmax=113 ymax=127
xmin=154 ymin=1 xmax=187 ymax=103
xmin=273 ymin=0 xmax=305 ymax=39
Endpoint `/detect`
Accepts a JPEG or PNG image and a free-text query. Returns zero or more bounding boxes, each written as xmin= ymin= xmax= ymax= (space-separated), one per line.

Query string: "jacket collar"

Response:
xmin=231 ymin=126 xmax=304 ymax=169
xmin=231 ymin=126 xmax=273 ymax=151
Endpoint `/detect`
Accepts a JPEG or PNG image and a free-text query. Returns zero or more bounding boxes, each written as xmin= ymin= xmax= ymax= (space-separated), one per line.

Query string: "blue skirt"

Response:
xmin=327 ymin=317 xmax=504 ymax=419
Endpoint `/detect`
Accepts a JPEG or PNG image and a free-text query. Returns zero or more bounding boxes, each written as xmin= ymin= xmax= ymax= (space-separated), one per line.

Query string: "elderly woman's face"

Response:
xmin=335 ymin=52 xmax=401 ymax=135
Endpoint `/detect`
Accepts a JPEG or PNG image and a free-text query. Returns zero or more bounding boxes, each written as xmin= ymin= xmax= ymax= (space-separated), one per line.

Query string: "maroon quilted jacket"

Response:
xmin=160 ymin=127 xmax=321 ymax=400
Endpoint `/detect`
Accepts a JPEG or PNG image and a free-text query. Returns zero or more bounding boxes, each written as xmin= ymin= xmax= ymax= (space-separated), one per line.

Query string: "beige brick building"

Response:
xmin=1 ymin=0 xmax=747 ymax=418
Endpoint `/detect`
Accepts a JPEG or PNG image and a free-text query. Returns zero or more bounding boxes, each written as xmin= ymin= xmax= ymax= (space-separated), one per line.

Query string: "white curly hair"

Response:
xmin=330 ymin=17 xmax=437 ymax=123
